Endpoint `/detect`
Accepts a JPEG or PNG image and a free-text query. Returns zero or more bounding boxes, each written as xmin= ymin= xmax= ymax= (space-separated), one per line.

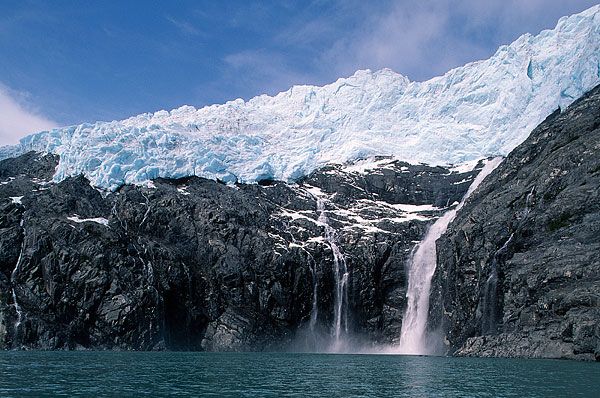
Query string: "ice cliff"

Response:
xmin=1 ymin=6 xmax=599 ymax=190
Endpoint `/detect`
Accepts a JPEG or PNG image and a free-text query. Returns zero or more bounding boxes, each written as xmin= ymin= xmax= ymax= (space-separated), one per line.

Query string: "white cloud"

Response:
xmin=208 ymin=1 xmax=600 ymax=105
xmin=317 ymin=0 xmax=598 ymax=81
xmin=330 ymin=2 xmax=457 ymax=78
xmin=250 ymin=0 xmax=600 ymax=85
xmin=0 ymin=84 xmax=56 ymax=146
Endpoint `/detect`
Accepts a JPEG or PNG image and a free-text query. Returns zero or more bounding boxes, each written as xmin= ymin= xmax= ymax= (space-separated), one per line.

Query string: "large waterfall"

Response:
xmin=397 ymin=157 xmax=503 ymax=355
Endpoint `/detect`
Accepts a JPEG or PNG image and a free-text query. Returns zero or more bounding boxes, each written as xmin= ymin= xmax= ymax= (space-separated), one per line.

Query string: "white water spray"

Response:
xmin=317 ymin=198 xmax=350 ymax=352
xmin=397 ymin=157 xmax=503 ymax=355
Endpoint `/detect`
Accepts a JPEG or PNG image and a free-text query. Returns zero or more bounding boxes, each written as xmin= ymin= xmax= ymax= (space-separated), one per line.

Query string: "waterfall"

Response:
xmin=11 ymin=290 xmax=22 ymax=334
xmin=283 ymin=196 xmax=322 ymax=352
xmin=481 ymin=185 xmax=534 ymax=334
xmin=290 ymin=250 xmax=323 ymax=352
xmin=316 ymin=198 xmax=350 ymax=352
xmin=397 ymin=157 xmax=503 ymax=355
xmin=482 ymin=233 xmax=514 ymax=334
xmin=524 ymin=187 xmax=535 ymax=216
xmin=11 ymin=220 xmax=26 ymax=339
xmin=308 ymin=260 xmax=319 ymax=334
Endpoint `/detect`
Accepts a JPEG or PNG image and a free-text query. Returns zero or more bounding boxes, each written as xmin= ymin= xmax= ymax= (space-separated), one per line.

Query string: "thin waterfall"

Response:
xmin=482 ymin=233 xmax=514 ymax=334
xmin=316 ymin=198 xmax=350 ymax=351
xmin=397 ymin=157 xmax=503 ymax=355
xmin=291 ymin=250 xmax=323 ymax=351
xmin=308 ymin=260 xmax=319 ymax=334
xmin=524 ymin=187 xmax=534 ymax=216
xmin=283 ymin=198 xmax=321 ymax=351
xmin=11 ymin=291 xmax=22 ymax=334
xmin=11 ymin=220 xmax=26 ymax=339
xmin=481 ymin=185 xmax=534 ymax=334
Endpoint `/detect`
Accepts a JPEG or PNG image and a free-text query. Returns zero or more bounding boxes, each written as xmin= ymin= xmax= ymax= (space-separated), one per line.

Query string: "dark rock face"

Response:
xmin=2 ymin=85 xmax=598 ymax=357
xmin=430 ymin=85 xmax=600 ymax=361
xmin=0 ymin=152 xmax=479 ymax=350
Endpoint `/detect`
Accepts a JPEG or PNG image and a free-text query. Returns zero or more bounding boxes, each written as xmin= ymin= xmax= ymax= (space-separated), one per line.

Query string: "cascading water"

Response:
xmin=282 ymin=196 xmax=323 ymax=352
xmin=316 ymin=198 xmax=350 ymax=352
xmin=397 ymin=157 xmax=504 ymax=355
xmin=523 ymin=186 xmax=536 ymax=218
xmin=308 ymin=259 xmax=319 ymax=334
xmin=11 ymin=220 xmax=26 ymax=339
xmin=482 ymin=233 xmax=514 ymax=335
xmin=290 ymin=250 xmax=323 ymax=352
xmin=11 ymin=290 xmax=22 ymax=334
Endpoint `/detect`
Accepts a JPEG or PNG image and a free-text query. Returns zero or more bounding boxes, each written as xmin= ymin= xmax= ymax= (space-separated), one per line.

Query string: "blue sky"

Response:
xmin=0 ymin=0 xmax=598 ymax=144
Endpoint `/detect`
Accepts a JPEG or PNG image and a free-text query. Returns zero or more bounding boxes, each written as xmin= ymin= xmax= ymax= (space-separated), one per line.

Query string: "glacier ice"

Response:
xmin=1 ymin=6 xmax=600 ymax=190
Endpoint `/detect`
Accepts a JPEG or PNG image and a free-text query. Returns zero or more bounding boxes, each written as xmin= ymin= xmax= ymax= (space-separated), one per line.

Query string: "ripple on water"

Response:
xmin=0 ymin=352 xmax=598 ymax=397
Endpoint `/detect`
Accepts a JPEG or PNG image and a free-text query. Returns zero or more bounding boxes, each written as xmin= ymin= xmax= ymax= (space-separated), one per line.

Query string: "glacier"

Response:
xmin=1 ymin=6 xmax=599 ymax=190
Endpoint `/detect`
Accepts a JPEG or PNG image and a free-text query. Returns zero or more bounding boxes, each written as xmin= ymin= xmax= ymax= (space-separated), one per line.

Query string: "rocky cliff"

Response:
xmin=429 ymin=85 xmax=600 ymax=361
xmin=2 ymin=85 xmax=598 ymax=357
xmin=0 ymin=151 xmax=480 ymax=350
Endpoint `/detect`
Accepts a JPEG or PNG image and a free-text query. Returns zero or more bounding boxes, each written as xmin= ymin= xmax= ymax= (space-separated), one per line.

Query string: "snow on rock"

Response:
xmin=1 ymin=6 xmax=599 ymax=190
xmin=275 ymin=185 xmax=441 ymax=238
xmin=342 ymin=157 xmax=398 ymax=174
xmin=177 ymin=186 xmax=190 ymax=196
xmin=67 ymin=215 xmax=109 ymax=226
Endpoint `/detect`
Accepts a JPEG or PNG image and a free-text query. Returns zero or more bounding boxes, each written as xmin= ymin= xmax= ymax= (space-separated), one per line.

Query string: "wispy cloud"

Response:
xmin=326 ymin=2 xmax=458 ymax=79
xmin=165 ymin=15 xmax=203 ymax=37
xmin=320 ymin=0 xmax=599 ymax=80
xmin=227 ymin=0 xmax=599 ymax=87
xmin=0 ymin=84 xmax=56 ymax=146
xmin=223 ymin=49 xmax=314 ymax=96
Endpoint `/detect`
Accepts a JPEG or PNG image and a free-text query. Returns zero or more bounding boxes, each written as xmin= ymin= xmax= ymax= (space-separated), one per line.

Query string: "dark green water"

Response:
xmin=0 ymin=352 xmax=598 ymax=397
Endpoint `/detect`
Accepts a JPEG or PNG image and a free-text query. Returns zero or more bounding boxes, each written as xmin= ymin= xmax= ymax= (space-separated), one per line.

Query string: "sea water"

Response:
xmin=0 ymin=352 xmax=598 ymax=397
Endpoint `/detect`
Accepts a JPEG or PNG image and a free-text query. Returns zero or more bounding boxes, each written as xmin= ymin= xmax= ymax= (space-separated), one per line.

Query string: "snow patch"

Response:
xmin=275 ymin=209 xmax=326 ymax=227
xmin=343 ymin=158 xmax=396 ymax=174
xmin=452 ymin=178 xmax=472 ymax=185
xmin=388 ymin=203 xmax=441 ymax=213
xmin=303 ymin=185 xmax=328 ymax=199
xmin=448 ymin=159 xmax=482 ymax=174
xmin=67 ymin=215 xmax=109 ymax=226
xmin=307 ymin=236 xmax=326 ymax=244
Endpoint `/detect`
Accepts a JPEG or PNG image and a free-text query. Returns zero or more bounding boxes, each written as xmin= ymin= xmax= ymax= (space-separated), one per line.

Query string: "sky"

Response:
xmin=0 ymin=0 xmax=598 ymax=145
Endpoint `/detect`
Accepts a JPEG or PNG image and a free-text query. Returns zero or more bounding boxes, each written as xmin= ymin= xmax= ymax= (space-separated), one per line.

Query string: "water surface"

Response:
xmin=0 ymin=352 xmax=598 ymax=397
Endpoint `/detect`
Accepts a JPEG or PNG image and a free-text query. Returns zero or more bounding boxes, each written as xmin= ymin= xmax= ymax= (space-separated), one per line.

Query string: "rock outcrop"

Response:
xmin=430 ymin=85 xmax=600 ymax=361
xmin=0 ymin=151 xmax=480 ymax=350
